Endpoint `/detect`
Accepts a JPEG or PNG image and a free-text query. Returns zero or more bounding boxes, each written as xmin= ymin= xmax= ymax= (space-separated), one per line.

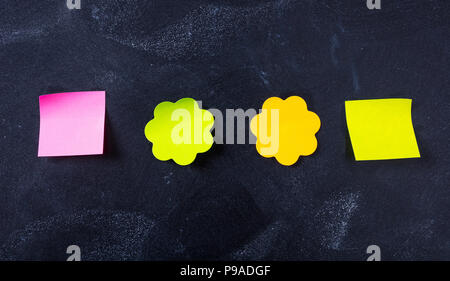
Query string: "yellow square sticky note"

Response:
xmin=345 ymin=98 xmax=420 ymax=161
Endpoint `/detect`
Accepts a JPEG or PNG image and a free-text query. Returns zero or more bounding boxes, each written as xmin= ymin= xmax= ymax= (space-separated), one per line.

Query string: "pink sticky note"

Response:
xmin=38 ymin=91 xmax=106 ymax=157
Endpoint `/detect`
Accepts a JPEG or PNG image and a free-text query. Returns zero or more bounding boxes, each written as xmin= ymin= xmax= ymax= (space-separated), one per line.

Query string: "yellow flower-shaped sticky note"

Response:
xmin=145 ymin=98 xmax=214 ymax=166
xmin=345 ymin=98 xmax=420 ymax=161
xmin=250 ymin=96 xmax=321 ymax=166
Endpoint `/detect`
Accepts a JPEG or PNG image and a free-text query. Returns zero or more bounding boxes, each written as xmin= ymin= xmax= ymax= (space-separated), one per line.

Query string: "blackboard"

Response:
xmin=0 ymin=0 xmax=449 ymax=261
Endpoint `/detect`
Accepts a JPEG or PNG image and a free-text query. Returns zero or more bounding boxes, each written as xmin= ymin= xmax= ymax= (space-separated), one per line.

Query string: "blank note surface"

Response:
xmin=38 ymin=91 xmax=106 ymax=157
xmin=345 ymin=98 xmax=420 ymax=161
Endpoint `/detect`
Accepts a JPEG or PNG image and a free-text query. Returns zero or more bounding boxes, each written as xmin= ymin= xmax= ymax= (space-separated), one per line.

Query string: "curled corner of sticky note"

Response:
xmin=38 ymin=91 xmax=106 ymax=157
xmin=345 ymin=98 xmax=420 ymax=161
xmin=144 ymin=98 xmax=214 ymax=166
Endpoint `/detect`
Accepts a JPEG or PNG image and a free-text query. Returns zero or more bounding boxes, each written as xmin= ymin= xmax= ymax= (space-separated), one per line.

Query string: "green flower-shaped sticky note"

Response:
xmin=145 ymin=98 xmax=214 ymax=166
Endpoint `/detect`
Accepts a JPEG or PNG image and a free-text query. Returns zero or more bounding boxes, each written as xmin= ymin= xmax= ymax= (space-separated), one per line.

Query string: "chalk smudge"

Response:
xmin=315 ymin=192 xmax=360 ymax=250
xmin=231 ymin=221 xmax=283 ymax=260
xmin=0 ymin=210 xmax=154 ymax=261
xmin=330 ymin=33 xmax=340 ymax=66
xmin=88 ymin=1 xmax=284 ymax=60
xmin=351 ymin=63 xmax=360 ymax=93
xmin=0 ymin=28 xmax=48 ymax=45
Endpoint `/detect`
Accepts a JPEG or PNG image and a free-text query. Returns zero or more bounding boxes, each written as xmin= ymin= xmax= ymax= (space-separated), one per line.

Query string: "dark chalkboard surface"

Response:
xmin=0 ymin=0 xmax=449 ymax=261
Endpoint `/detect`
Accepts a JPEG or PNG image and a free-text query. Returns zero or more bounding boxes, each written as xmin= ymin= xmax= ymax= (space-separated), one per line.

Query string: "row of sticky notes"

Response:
xmin=38 ymin=91 xmax=421 ymax=166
